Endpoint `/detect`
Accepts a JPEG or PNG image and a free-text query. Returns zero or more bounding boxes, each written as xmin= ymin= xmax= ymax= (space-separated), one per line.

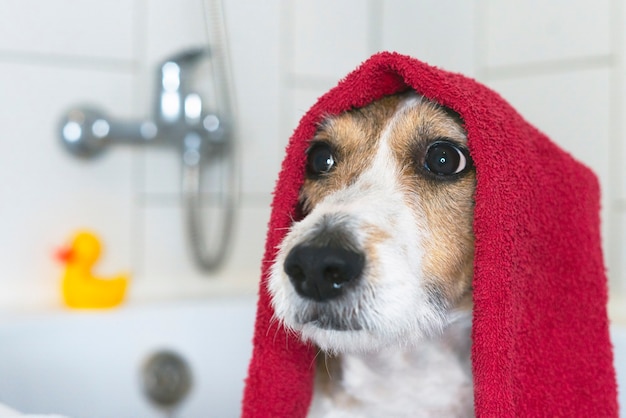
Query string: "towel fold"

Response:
xmin=242 ymin=52 xmax=619 ymax=417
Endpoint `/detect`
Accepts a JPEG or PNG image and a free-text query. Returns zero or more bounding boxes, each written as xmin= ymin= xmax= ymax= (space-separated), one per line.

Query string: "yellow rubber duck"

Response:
xmin=56 ymin=230 xmax=129 ymax=309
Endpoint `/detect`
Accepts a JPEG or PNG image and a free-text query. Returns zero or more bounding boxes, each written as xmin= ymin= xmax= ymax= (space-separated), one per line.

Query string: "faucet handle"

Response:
xmin=59 ymin=107 xmax=158 ymax=158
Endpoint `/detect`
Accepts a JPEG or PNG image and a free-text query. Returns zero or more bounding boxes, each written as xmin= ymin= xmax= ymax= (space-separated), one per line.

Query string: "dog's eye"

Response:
xmin=307 ymin=142 xmax=336 ymax=178
xmin=424 ymin=141 xmax=471 ymax=177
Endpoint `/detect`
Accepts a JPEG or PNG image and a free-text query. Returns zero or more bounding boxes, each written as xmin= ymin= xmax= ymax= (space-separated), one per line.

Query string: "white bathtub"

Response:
xmin=0 ymin=300 xmax=624 ymax=417
xmin=0 ymin=297 xmax=257 ymax=418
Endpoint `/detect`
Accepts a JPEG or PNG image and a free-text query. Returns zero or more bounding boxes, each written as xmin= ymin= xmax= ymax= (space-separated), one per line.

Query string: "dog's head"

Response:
xmin=269 ymin=92 xmax=476 ymax=354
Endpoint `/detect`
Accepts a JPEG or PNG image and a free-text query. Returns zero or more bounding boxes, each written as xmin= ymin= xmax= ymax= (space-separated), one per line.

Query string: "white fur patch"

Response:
xmin=308 ymin=312 xmax=474 ymax=418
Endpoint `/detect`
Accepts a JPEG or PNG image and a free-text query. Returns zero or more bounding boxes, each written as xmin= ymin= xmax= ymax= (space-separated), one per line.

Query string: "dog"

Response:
xmin=268 ymin=91 xmax=476 ymax=417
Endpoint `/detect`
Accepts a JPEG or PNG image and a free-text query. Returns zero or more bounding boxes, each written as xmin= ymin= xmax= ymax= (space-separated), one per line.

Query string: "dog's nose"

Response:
xmin=284 ymin=244 xmax=365 ymax=301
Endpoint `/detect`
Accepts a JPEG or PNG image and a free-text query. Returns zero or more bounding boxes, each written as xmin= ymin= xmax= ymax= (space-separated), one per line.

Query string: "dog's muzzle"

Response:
xmin=284 ymin=240 xmax=365 ymax=302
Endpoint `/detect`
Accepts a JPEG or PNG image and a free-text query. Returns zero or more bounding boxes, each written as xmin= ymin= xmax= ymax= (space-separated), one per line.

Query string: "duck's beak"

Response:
xmin=55 ymin=246 xmax=74 ymax=263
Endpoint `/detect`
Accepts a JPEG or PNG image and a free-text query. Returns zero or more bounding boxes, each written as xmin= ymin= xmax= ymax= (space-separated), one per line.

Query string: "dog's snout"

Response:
xmin=284 ymin=244 xmax=365 ymax=301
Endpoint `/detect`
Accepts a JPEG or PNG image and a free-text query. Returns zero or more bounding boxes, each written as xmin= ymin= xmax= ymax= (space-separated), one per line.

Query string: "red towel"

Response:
xmin=242 ymin=52 xmax=618 ymax=417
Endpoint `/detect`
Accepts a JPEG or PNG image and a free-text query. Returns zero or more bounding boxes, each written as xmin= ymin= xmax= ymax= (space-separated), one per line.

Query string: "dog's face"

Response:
xmin=269 ymin=92 xmax=475 ymax=354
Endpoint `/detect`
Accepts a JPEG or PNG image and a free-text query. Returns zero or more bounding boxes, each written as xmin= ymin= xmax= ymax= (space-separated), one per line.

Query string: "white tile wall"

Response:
xmin=0 ymin=0 xmax=624 ymax=310
xmin=618 ymin=213 xmax=626 ymax=295
xmin=224 ymin=0 xmax=282 ymax=196
xmin=620 ymin=0 xmax=626 ymax=203
xmin=0 ymin=0 xmax=136 ymax=61
xmin=291 ymin=0 xmax=370 ymax=79
xmin=379 ymin=0 xmax=476 ymax=76
xmin=483 ymin=0 xmax=611 ymax=68
xmin=0 ymin=60 xmax=134 ymax=309
xmin=142 ymin=0 xmax=209 ymax=67
xmin=139 ymin=205 xmax=268 ymax=283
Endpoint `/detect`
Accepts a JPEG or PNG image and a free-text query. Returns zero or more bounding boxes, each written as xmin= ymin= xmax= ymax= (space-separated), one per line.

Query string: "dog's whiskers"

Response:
xmin=309 ymin=348 xmax=324 ymax=372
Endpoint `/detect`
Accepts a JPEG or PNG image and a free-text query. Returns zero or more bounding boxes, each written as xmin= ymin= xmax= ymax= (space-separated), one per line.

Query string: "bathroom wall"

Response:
xmin=0 ymin=0 xmax=624 ymax=314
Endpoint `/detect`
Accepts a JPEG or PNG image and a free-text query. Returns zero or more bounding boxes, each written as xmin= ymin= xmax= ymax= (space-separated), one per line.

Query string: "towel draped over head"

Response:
xmin=242 ymin=52 xmax=619 ymax=417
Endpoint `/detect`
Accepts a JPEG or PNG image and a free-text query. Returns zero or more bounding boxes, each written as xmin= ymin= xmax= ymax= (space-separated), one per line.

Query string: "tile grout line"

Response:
xmin=474 ymin=0 xmax=488 ymax=81
xmin=130 ymin=0 xmax=150 ymax=280
xmin=279 ymin=0 xmax=295 ymax=154
xmin=608 ymin=0 xmax=624 ymax=293
xmin=284 ymin=72 xmax=338 ymax=90
xmin=0 ymin=50 xmax=137 ymax=73
xmin=367 ymin=0 xmax=384 ymax=55
xmin=136 ymin=192 xmax=272 ymax=207
xmin=483 ymin=54 xmax=614 ymax=81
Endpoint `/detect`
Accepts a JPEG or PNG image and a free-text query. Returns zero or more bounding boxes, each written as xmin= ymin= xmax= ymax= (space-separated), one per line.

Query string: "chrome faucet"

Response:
xmin=58 ymin=47 xmax=237 ymax=272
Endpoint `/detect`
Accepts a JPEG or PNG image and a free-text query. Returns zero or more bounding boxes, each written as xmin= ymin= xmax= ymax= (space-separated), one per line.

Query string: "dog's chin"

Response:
xmin=303 ymin=327 xmax=384 ymax=354
xmin=300 ymin=325 xmax=406 ymax=354
xmin=281 ymin=303 xmax=450 ymax=355
xmin=295 ymin=319 xmax=440 ymax=355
